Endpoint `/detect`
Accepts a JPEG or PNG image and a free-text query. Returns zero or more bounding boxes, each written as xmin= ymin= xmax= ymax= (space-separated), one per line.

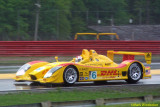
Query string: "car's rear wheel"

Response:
xmin=126 ymin=62 xmax=142 ymax=83
xmin=63 ymin=66 xmax=78 ymax=85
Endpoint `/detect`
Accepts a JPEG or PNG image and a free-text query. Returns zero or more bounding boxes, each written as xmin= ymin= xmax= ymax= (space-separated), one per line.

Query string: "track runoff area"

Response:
xmin=0 ymin=68 xmax=159 ymax=92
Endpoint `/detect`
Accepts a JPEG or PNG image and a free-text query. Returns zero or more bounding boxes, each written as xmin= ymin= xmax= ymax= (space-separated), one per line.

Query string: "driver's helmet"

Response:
xmin=75 ymin=56 xmax=82 ymax=62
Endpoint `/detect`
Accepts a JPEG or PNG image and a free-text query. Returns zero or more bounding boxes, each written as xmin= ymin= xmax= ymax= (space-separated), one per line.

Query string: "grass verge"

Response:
xmin=0 ymin=86 xmax=160 ymax=106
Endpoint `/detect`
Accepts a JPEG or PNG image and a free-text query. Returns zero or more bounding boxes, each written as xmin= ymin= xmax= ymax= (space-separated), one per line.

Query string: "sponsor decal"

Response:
xmin=89 ymin=71 xmax=97 ymax=79
xmin=79 ymin=72 xmax=89 ymax=76
xmin=79 ymin=72 xmax=83 ymax=76
xmin=98 ymin=70 xmax=118 ymax=76
xmin=101 ymin=76 xmax=116 ymax=79
xmin=80 ymin=77 xmax=84 ymax=80
xmin=105 ymin=63 xmax=111 ymax=66
xmin=86 ymin=64 xmax=103 ymax=66
xmin=79 ymin=68 xmax=88 ymax=71
xmin=85 ymin=77 xmax=88 ymax=80
xmin=84 ymin=72 xmax=89 ymax=76
xmin=146 ymin=69 xmax=150 ymax=75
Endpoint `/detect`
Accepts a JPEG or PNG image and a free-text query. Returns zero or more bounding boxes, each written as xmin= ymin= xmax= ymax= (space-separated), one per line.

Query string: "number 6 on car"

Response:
xmin=89 ymin=71 xmax=97 ymax=80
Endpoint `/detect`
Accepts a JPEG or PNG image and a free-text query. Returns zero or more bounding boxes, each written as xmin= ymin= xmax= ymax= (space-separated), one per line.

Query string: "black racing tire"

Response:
xmin=126 ymin=62 xmax=143 ymax=84
xmin=63 ymin=66 xmax=78 ymax=85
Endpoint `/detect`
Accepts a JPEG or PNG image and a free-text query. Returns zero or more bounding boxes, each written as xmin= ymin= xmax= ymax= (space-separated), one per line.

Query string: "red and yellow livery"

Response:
xmin=14 ymin=49 xmax=152 ymax=85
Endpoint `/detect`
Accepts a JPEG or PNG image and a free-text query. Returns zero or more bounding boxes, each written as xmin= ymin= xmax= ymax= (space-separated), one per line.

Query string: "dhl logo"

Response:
xmin=100 ymin=70 xmax=118 ymax=76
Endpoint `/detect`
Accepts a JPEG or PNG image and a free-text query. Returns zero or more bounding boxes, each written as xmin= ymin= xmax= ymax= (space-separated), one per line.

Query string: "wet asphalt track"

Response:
xmin=0 ymin=75 xmax=159 ymax=91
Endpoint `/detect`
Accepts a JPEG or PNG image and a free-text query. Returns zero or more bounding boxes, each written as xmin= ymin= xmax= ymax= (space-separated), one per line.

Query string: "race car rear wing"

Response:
xmin=107 ymin=50 xmax=152 ymax=64
xmin=74 ymin=33 xmax=97 ymax=40
xmin=97 ymin=33 xmax=119 ymax=40
xmin=74 ymin=33 xmax=119 ymax=40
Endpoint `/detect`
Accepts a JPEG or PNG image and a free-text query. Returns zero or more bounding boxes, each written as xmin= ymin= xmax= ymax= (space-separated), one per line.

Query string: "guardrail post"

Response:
xmin=41 ymin=101 xmax=51 ymax=107
xmin=144 ymin=95 xmax=153 ymax=102
xmin=95 ymin=98 xmax=105 ymax=106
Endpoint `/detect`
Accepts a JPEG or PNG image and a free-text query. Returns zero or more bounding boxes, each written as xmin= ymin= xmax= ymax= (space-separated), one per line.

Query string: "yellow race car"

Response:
xmin=14 ymin=49 xmax=152 ymax=85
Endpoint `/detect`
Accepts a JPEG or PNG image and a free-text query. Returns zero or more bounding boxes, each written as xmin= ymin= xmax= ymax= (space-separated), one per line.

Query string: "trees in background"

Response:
xmin=0 ymin=0 xmax=160 ymax=40
xmin=0 ymin=0 xmax=33 ymax=40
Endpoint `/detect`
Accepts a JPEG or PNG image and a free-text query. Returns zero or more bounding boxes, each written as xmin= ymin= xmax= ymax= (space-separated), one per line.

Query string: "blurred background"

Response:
xmin=0 ymin=0 xmax=160 ymax=41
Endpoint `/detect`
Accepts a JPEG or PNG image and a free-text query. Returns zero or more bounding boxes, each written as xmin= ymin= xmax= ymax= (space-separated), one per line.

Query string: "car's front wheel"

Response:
xmin=126 ymin=62 xmax=143 ymax=83
xmin=63 ymin=66 xmax=78 ymax=85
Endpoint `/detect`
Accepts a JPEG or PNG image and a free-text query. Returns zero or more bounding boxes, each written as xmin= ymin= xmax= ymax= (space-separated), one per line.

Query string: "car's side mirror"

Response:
xmin=55 ymin=56 xmax=59 ymax=62
xmin=73 ymin=58 xmax=76 ymax=63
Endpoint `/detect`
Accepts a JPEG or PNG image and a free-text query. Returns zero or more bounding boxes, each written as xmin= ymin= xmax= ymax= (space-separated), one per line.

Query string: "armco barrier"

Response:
xmin=0 ymin=41 xmax=160 ymax=56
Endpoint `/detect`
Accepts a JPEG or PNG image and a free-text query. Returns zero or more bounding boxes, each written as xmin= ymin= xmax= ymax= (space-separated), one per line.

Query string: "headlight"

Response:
xmin=16 ymin=64 xmax=31 ymax=76
xmin=44 ymin=66 xmax=62 ymax=78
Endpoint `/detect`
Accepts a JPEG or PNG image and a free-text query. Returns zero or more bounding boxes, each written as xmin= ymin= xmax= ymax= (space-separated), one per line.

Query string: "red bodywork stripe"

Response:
xmin=28 ymin=61 xmax=47 ymax=65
